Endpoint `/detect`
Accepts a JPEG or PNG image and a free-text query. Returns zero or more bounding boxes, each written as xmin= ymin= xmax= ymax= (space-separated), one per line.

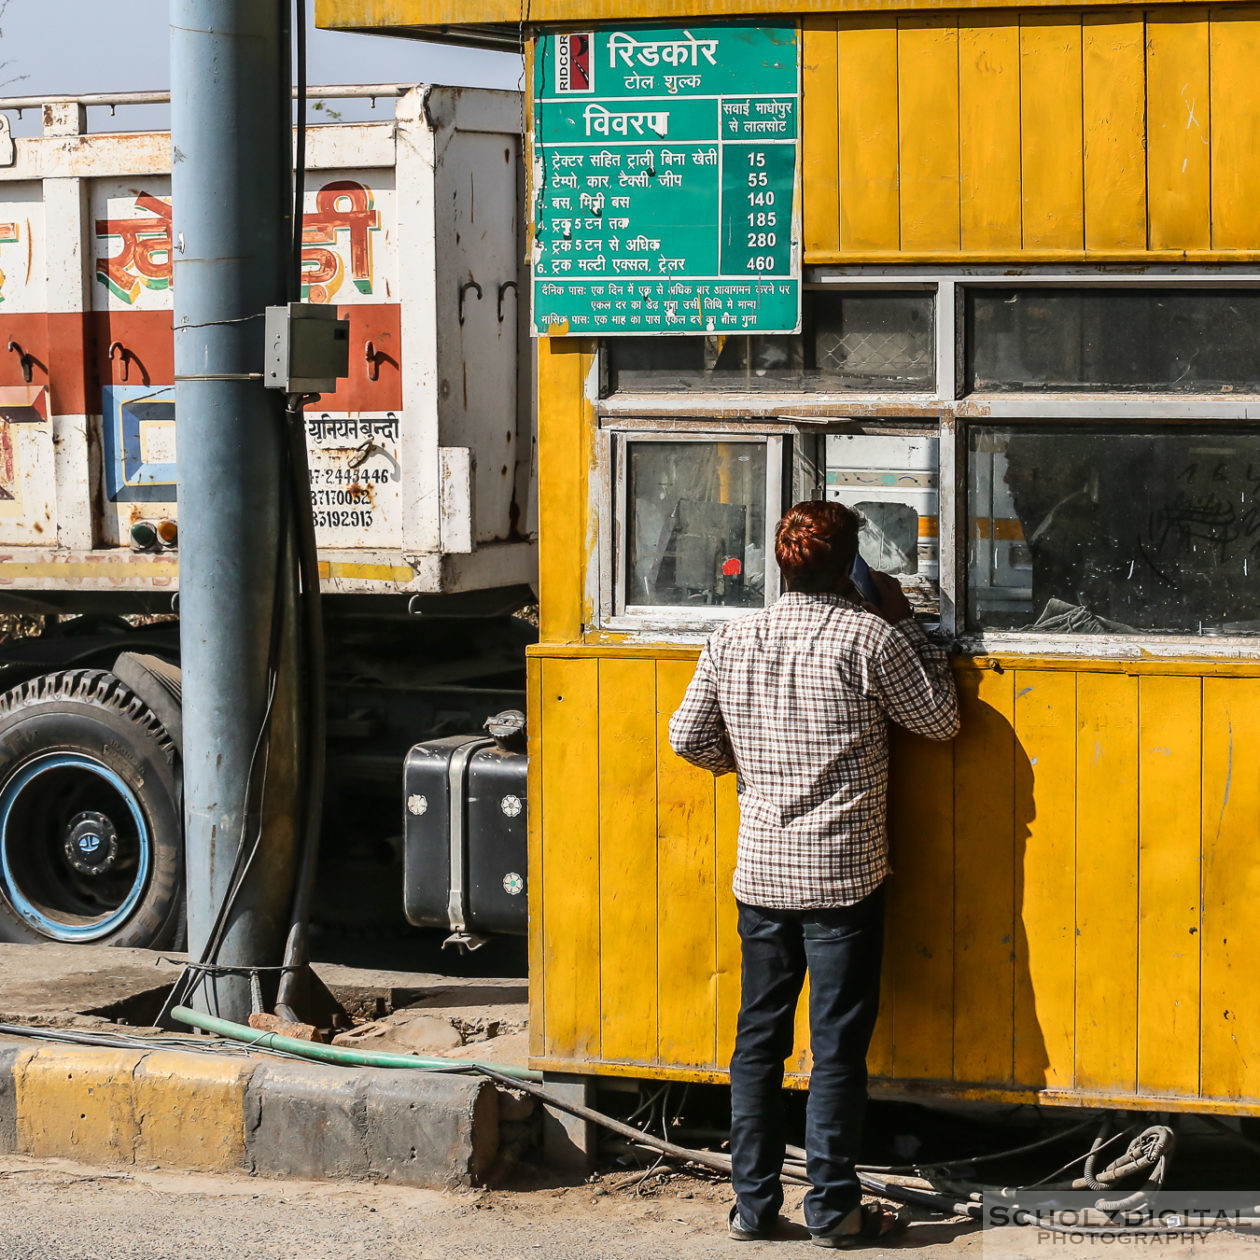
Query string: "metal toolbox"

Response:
xmin=402 ymin=730 xmax=527 ymax=946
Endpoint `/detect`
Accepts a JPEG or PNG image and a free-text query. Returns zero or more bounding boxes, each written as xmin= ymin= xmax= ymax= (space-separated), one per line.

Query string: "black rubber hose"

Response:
xmin=858 ymin=1116 xmax=1096 ymax=1175
xmin=1075 ymin=1123 xmax=1172 ymax=1190
xmin=274 ymin=393 xmax=325 ymax=1024
xmin=291 ymin=0 xmax=307 ymax=302
xmin=1082 ymin=1114 xmax=1115 ymax=1190
xmin=1090 ymin=1126 xmax=1175 ymax=1214
xmin=273 ymin=0 xmax=323 ymax=1027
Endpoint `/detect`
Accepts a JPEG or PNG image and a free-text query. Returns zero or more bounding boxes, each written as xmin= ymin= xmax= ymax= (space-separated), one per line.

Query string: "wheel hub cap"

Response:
xmin=63 ymin=810 xmax=121 ymax=877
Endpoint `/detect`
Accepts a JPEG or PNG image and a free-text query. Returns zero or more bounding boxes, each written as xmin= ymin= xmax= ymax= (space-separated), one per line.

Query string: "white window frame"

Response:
xmin=600 ymin=428 xmax=784 ymax=634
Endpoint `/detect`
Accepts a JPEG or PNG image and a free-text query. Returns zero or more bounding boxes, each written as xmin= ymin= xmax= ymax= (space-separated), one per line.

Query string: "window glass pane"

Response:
xmin=827 ymin=431 xmax=940 ymax=620
xmin=968 ymin=426 xmax=1260 ymax=635
xmin=626 ymin=441 xmax=767 ymax=608
xmin=607 ymin=291 xmax=935 ymax=393
xmin=968 ymin=289 xmax=1260 ymax=392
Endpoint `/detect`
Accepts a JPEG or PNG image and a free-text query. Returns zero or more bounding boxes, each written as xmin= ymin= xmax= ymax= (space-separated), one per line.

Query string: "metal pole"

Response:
xmin=171 ymin=0 xmax=299 ymax=1021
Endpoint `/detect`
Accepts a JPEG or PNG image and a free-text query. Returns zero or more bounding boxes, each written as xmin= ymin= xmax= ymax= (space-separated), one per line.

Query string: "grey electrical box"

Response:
xmin=264 ymin=303 xmax=350 ymax=394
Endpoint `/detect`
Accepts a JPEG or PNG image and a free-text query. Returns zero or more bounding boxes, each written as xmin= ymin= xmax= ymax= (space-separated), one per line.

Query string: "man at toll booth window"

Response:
xmin=668 ymin=500 xmax=959 ymax=1249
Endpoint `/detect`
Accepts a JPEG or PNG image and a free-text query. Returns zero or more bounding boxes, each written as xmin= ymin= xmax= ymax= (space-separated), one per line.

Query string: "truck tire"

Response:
xmin=0 ymin=669 xmax=182 ymax=947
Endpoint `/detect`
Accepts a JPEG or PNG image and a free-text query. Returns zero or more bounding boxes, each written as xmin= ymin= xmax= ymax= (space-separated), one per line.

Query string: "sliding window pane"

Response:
xmin=968 ymin=426 xmax=1260 ymax=634
xmin=968 ymin=289 xmax=1260 ymax=393
xmin=626 ymin=441 xmax=767 ymax=608
xmin=607 ymin=291 xmax=934 ymax=392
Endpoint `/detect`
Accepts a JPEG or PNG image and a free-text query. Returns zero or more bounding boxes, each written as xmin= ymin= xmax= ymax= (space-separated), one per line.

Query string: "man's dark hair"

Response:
xmin=775 ymin=500 xmax=863 ymax=593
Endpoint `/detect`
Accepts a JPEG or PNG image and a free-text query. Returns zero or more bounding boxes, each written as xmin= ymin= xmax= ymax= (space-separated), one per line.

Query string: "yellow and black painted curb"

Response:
xmin=0 ymin=1039 xmax=500 ymax=1185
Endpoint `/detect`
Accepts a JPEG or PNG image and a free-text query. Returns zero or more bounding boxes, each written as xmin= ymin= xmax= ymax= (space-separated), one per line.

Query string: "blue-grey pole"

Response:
xmin=171 ymin=0 xmax=300 ymax=1021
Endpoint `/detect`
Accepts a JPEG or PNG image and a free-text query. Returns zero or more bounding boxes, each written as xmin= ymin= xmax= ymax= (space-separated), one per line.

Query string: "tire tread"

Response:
xmin=0 ymin=669 xmax=176 ymax=760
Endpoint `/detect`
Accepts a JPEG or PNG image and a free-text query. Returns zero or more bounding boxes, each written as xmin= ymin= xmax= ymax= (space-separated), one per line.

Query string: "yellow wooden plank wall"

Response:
xmin=1146 ymin=11 xmax=1211 ymax=250
xmin=527 ymin=658 xmax=545 ymax=1055
xmin=1137 ymin=676 xmax=1201 ymax=1097
xmin=533 ymin=653 xmax=1260 ymax=1109
xmin=715 ymin=776 xmax=742 ymax=1069
xmin=897 ymin=18 xmax=960 ymax=252
xmin=656 ymin=660 xmax=719 ymax=1069
xmin=951 ymin=669 xmax=1015 ymax=1084
xmin=836 ymin=19 xmax=900 ymax=251
xmin=1020 ymin=15 xmax=1085 ymax=250
xmin=537 ymin=657 xmax=602 ymax=1063
xmin=1202 ymin=679 xmax=1260 ymax=1100
xmin=598 ymin=659 xmax=659 ymax=1063
xmin=1074 ymin=673 xmax=1139 ymax=1093
xmin=801 ymin=18 xmax=840 ymax=255
xmin=805 ymin=8 xmax=1260 ymax=258
xmin=958 ymin=17 xmax=1022 ymax=251
xmin=1210 ymin=8 xmax=1260 ymax=248
xmin=535 ymin=340 xmax=595 ymax=644
xmin=886 ymin=730 xmax=955 ymax=1079
xmin=1013 ymin=671 xmax=1077 ymax=1089
xmin=1082 ymin=12 xmax=1147 ymax=250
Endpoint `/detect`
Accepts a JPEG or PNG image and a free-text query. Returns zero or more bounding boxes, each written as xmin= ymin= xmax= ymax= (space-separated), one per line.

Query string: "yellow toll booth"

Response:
xmin=321 ymin=0 xmax=1260 ymax=1119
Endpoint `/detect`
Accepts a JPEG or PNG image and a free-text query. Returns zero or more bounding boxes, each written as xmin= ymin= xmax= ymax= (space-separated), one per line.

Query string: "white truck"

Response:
xmin=0 ymin=85 xmax=534 ymax=947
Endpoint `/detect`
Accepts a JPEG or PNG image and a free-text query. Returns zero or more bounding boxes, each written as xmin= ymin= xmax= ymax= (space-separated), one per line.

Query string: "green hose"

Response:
xmin=171 ymin=1005 xmax=543 ymax=1082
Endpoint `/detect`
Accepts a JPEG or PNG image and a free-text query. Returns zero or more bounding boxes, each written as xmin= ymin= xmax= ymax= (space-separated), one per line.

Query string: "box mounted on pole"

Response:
xmin=264 ymin=302 xmax=350 ymax=394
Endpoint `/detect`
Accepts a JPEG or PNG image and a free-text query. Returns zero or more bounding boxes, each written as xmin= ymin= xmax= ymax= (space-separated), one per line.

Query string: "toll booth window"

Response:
xmin=827 ymin=431 xmax=940 ymax=621
xmin=968 ymin=289 xmax=1260 ymax=393
xmin=625 ymin=441 xmax=768 ymax=609
xmin=968 ymin=426 xmax=1260 ymax=635
xmin=606 ymin=292 xmax=935 ymax=393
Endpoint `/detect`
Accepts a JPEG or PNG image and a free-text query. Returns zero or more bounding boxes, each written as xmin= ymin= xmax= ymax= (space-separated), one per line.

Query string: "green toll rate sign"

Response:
xmin=531 ymin=25 xmax=801 ymax=337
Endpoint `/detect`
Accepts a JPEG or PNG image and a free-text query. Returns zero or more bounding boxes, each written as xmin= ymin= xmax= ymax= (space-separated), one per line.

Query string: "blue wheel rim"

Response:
xmin=0 ymin=753 xmax=151 ymax=941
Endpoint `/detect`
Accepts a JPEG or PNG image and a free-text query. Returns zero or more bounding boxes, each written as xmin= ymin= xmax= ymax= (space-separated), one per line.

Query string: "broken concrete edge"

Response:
xmin=0 ymin=1038 xmax=515 ymax=1188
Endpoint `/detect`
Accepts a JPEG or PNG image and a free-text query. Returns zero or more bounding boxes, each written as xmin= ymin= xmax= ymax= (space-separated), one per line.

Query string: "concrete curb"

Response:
xmin=0 ymin=1039 xmax=502 ymax=1187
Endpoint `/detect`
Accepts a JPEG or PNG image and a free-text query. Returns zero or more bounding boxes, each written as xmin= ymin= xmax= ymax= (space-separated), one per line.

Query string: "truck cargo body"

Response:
xmin=0 ymin=86 xmax=535 ymax=949
xmin=0 ymin=85 xmax=534 ymax=601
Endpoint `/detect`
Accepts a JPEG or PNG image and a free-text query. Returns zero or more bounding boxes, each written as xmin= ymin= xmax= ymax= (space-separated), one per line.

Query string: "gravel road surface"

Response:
xmin=0 ymin=1155 xmax=1256 ymax=1260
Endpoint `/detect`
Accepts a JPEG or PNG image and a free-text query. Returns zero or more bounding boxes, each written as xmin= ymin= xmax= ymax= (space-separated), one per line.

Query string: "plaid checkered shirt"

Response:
xmin=668 ymin=591 xmax=959 ymax=909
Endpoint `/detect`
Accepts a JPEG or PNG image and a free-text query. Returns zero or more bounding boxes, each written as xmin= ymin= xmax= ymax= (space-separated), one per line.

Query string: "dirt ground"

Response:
xmin=0 ymin=1155 xmax=1256 ymax=1260
xmin=0 ymin=941 xmax=1256 ymax=1258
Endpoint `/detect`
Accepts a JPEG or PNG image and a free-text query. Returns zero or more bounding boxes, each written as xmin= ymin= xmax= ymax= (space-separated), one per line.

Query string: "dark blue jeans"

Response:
xmin=729 ymin=886 xmax=885 ymax=1237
